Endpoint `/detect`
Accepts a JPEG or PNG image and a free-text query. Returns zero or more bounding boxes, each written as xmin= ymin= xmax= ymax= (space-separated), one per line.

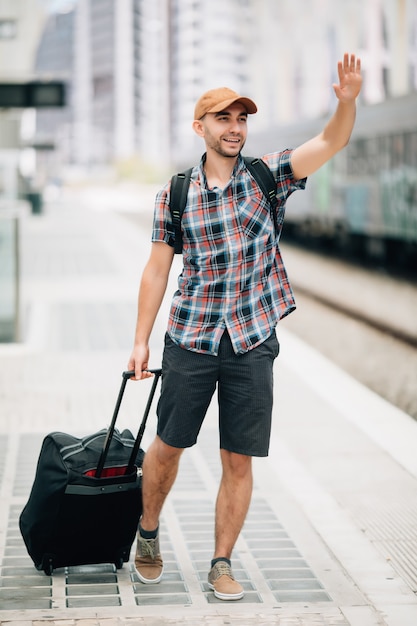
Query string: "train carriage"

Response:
xmin=248 ymin=92 xmax=417 ymax=267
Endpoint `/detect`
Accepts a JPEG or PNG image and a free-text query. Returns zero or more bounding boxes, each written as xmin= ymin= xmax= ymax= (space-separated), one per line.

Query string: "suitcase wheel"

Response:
xmin=44 ymin=559 xmax=54 ymax=576
xmin=114 ymin=557 xmax=124 ymax=569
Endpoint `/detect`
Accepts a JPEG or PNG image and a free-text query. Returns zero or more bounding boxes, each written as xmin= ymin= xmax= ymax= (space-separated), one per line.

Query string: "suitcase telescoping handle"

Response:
xmin=95 ymin=368 xmax=162 ymax=478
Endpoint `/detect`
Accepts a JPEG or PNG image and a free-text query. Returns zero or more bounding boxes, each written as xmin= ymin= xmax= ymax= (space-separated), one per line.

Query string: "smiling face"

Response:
xmin=192 ymin=102 xmax=248 ymax=159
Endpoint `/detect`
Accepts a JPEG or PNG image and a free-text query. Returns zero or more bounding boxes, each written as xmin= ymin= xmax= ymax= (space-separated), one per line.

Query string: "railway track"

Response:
xmin=292 ymin=280 xmax=417 ymax=350
xmin=280 ymin=244 xmax=417 ymax=421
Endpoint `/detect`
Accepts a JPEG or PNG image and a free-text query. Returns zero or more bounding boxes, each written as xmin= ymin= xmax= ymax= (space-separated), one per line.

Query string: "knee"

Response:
xmin=220 ymin=449 xmax=252 ymax=479
xmin=150 ymin=435 xmax=184 ymax=466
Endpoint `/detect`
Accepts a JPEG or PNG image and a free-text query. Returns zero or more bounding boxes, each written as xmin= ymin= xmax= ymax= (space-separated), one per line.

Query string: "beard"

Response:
xmin=205 ymin=133 xmax=246 ymax=158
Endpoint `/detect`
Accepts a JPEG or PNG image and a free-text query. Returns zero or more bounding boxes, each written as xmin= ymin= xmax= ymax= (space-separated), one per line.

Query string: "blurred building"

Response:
xmin=15 ymin=0 xmax=417 ymax=175
xmin=167 ymin=0 xmax=254 ymax=167
xmin=0 ymin=0 xmax=46 ymax=198
xmin=0 ymin=0 xmax=45 ymax=81
xmin=34 ymin=7 xmax=74 ymax=180
xmin=133 ymin=0 xmax=170 ymax=171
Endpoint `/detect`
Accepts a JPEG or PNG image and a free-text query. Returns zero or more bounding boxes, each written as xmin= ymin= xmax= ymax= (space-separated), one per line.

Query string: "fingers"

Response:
xmin=132 ymin=371 xmax=153 ymax=381
xmin=341 ymin=53 xmax=361 ymax=75
xmin=347 ymin=52 xmax=355 ymax=71
xmin=127 ymin=358 xmax=153 ymax=381
xmin=134 ymin=367 xmax=153 ymax=381
xmin=337 ymin=60 xmax=344 ymax=83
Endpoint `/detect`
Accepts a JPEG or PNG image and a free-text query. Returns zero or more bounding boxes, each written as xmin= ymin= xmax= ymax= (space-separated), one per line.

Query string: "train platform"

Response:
xmin=0 ymin=186 xmax=417 ymax=626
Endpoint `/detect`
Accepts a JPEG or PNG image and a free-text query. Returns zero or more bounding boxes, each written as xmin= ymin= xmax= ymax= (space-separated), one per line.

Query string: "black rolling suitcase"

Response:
xmin=19 ymin=369 xmax=161 ymax=575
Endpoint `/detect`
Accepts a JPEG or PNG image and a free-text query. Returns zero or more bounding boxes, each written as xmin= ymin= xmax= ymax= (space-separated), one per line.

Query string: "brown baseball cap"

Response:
xmin=194 ymin=87 xmax=258 ymax=120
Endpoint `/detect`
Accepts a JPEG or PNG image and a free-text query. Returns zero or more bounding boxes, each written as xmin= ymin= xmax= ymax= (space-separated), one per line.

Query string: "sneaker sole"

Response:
xmin=208 ymin=582 xmax=244 ymax=601
xmin=136 ymin=568 xmax=164 ymax=584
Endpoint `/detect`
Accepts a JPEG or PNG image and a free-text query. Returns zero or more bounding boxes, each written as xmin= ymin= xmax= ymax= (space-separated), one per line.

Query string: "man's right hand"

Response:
xmin=127 ymin=344 xmax=153 ymax=380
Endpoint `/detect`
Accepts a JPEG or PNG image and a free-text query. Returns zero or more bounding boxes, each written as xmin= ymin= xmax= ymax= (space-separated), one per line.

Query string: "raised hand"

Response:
xmin=333 ymin=53 xmax=362 ymax=103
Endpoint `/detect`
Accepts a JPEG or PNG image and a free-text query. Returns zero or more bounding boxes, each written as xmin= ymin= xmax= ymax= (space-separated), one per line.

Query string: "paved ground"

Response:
xmin=0 ymin=187 xmax=417 ymax=625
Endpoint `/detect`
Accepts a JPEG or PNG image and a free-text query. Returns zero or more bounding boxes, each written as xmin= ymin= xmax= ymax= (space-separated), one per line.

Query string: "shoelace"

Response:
xmin=213 ymin=561 xmax=234 ymax=580
xmin=139 ymin=536 xmax=158 ymax=559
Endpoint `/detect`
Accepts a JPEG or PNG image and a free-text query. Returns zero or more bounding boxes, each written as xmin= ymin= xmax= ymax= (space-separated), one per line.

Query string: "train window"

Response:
xmin=391 ymin=134 xmax=405 ymax=168
xmin=347 ymin=130 xmax=417 ymax=175
xmin=347 ymin=138 xmax=380 ymax=176
xmin=365 ymin=138 xmax=379 ymax=175
xmin=405 ymin=131 xmax=417 ymax=167
xmin=379 ymin=135 xmax=390 ymax=171
xmin=347 ymin=139 xmax=366 ymax=176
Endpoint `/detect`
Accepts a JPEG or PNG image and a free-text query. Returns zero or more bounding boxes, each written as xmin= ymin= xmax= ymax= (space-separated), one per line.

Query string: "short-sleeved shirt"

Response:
xmin=152 ymin=150 xmax=306 ymax=356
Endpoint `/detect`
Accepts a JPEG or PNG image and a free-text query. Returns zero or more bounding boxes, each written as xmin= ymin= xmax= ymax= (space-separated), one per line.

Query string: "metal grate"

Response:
xmin=1 ymin=505 xmax=52 ymax=610
xmin=0 ymin=432 xmax=332 ymax=612
xmin=243 ymin=499 xmax=331 ymax=603
xmin=349 ymin=496 xmax=417 ymax=593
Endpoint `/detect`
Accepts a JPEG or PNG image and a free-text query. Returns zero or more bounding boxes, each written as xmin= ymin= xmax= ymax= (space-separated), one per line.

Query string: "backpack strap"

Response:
xmin=169 ymin=168 xmax=192 ymax=254
xmin=243 ymin=156 xmax=278 ymax=236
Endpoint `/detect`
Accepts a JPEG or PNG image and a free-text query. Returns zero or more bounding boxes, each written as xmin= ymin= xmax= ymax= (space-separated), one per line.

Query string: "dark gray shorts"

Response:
xmin=156 ymin=330 xmax=280 ymax=457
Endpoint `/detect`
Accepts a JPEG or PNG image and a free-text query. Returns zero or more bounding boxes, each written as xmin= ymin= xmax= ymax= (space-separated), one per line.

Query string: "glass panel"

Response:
xmin=0 ymin=215 xmax=19 ymax=342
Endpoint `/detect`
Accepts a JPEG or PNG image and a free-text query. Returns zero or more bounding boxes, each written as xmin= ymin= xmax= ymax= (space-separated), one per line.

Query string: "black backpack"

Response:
xmin=169 ymin=157 xmax=278 ymax=254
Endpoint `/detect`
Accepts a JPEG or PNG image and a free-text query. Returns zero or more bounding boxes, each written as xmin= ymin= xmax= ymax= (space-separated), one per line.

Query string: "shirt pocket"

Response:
xmin=237 ymin=195 xmax=272 ymax=239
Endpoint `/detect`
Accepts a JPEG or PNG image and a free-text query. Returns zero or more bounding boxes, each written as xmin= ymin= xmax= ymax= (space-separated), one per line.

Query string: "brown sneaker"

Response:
xmin=208 ymin=561 xmax=244 ymax=600
xmin=134 ymin=532 xmax=163 ymax=584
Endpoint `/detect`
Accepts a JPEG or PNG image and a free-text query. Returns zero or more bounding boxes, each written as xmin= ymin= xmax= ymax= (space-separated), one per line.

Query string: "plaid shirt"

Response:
xmin=152 ymin=150 xmax=306 ymax=355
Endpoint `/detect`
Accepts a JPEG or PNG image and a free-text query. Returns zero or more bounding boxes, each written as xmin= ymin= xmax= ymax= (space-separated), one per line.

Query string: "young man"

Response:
xmin=128 ymin=53 xmax=362 ymax=601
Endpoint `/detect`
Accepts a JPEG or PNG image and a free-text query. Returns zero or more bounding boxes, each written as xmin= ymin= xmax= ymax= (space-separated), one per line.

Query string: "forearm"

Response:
xmin=291 ymin=100 xmax=356 ymax=179
xmin=128 ymin=242 xmax=173 ymax=379
xmin=133 ymin=266 xmax=169 ymax=346
xmin=322 ymin=99 xmax=356 ymax=153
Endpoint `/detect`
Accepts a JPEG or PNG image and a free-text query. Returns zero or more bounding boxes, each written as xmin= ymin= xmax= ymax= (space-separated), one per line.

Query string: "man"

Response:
xmin=128 ymin=53 xmax=362 ymax=601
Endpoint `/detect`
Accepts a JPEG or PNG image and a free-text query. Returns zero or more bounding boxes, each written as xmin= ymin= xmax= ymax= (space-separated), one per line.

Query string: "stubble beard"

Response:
xmin=209 ymin=135 xmax=246 ymax=159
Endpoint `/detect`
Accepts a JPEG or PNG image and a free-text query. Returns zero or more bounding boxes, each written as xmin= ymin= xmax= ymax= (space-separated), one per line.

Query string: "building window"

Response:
xmin=93 ymin=75 xmax=113 ymax=98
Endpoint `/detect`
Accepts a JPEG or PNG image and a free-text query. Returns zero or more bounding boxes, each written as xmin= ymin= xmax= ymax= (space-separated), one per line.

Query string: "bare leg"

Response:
xmin=213 ymin=449 xmax=253 ymax=559
xmin=140 ymin=435 xmax=184 ymax=530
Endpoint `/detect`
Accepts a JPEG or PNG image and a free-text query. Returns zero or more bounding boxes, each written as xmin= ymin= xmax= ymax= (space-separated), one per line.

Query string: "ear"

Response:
xmin=192 ymin=119 xmax=205 ymax=137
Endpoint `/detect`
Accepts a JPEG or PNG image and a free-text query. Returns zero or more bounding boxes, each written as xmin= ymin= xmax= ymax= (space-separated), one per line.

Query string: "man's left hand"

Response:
xmin=333 ymin=53 xmax=362 ymax=103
